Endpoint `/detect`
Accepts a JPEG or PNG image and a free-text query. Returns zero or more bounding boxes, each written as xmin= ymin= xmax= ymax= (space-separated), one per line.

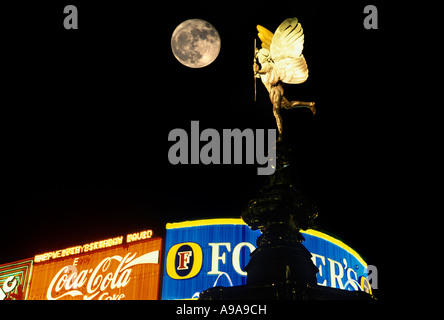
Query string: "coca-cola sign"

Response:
xmin=29 ymin=238 xmax=162 ymax=300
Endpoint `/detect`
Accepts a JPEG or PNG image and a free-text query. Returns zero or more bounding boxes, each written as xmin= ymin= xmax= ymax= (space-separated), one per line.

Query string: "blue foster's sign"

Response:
xmin=162 ymin=219 xmax=260 ymax=299
xmin=161 ymin=219 xmax=371 ymax=299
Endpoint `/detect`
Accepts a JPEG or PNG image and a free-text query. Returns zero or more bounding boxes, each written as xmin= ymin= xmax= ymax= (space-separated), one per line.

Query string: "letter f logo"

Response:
xmin=167 ymin=243 xmax=202 ymax=279
xmin=177 ymin=251 xmax=192 ymax=270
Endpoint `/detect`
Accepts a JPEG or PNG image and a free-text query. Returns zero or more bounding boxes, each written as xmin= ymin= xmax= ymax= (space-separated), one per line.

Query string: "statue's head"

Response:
xmin=257 ymin=48 xmax=271 ymax=64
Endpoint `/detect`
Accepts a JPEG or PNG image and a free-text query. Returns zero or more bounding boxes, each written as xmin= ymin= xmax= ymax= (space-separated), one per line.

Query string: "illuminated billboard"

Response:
xmin=162 ymin=219 xmax=262 ymax=300
xmin=28 ymin=232 xmax=162 ymax=300
xmin=301 ymin=229 xmax=371 ymax=293
xmin=0 ymin=259 xmax=34 ymax=300
xmin=161 ymin=218 xmax=371 ymax=299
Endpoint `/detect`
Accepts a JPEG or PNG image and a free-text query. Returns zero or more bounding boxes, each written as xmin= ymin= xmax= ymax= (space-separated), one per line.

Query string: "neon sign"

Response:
xmin=28 ymin=237 xmax=162 ymax=300
xmin=34 ymin=229 xmax=153 ymax=263
xmin=127 ymin=229 xmax=153 ymax=243
xmin=162 ymin=219 xmax=262 ymax=299
xmin=1 ymin=276 xmax=18 ymax=300
xmin=301 ymin=229 xmax=372 ymax=294
xmin=161 ymin=219 xmax=372 ymax=300
xmin=46 ymin=251 xmax=159 ymax=300
xmin=0 ymin=259 xmax=34 ymax=300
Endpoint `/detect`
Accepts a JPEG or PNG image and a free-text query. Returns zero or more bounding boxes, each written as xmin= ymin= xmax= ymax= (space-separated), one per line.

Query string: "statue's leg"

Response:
xmin=282 ymin=97 xmax=316 ymax=116
xmin=271 ymin=86 xmax=284 ymax=140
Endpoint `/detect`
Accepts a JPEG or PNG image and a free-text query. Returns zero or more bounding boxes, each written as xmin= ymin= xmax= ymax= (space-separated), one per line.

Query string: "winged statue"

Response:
xmin=254 ymin=17 xmax=316 ymax=140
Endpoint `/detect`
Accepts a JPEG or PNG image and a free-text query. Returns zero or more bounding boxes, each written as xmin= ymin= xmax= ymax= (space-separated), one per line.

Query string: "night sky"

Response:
xmin=2 ymin=2 xmax=425 ymax=301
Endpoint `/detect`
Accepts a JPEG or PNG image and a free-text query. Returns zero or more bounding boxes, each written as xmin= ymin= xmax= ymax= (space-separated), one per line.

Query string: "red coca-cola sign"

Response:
xmin=28 ymin=237 xmax=162 ymax=300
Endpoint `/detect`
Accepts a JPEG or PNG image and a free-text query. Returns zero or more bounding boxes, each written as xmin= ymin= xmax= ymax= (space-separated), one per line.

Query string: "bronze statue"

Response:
xmin=254 ymin=18 xmax=316 ymax=140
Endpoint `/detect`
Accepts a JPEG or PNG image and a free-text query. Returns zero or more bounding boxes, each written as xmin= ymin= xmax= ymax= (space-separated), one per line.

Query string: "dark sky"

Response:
xmin=2 ymin=2 xmax=419 ymax=300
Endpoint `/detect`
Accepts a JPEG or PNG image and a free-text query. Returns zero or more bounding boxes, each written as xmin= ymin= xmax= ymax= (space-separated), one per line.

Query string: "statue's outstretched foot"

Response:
xmin=283 ymin=101 xmax=316 ymax=116
xmin=309 ymin=102 xmax=316 ymax=116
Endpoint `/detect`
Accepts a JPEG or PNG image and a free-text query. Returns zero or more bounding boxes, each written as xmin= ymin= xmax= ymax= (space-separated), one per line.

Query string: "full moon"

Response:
xmin=171 ymin=19 xmax=221 ymax=68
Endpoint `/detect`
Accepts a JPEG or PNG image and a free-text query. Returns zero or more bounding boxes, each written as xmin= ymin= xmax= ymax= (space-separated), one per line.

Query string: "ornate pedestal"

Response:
xmin=241 ymin=141 xmax=319 ymax=288
xmin=199 ymin=141 xmax=374 ymax=300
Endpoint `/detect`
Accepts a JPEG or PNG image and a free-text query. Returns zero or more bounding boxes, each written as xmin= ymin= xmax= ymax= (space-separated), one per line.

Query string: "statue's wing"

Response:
xmin=270 ymin=18 xmax=308 ymax=84
xmin=257 ymin=25 xmax=273 ymax=50
xmin=274 ymin=56 xmax=308 ymax=84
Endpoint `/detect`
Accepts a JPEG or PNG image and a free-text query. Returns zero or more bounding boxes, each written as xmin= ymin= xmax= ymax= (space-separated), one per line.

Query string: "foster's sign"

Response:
xmin=161 ymin=219 xmax=371 ymax=299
